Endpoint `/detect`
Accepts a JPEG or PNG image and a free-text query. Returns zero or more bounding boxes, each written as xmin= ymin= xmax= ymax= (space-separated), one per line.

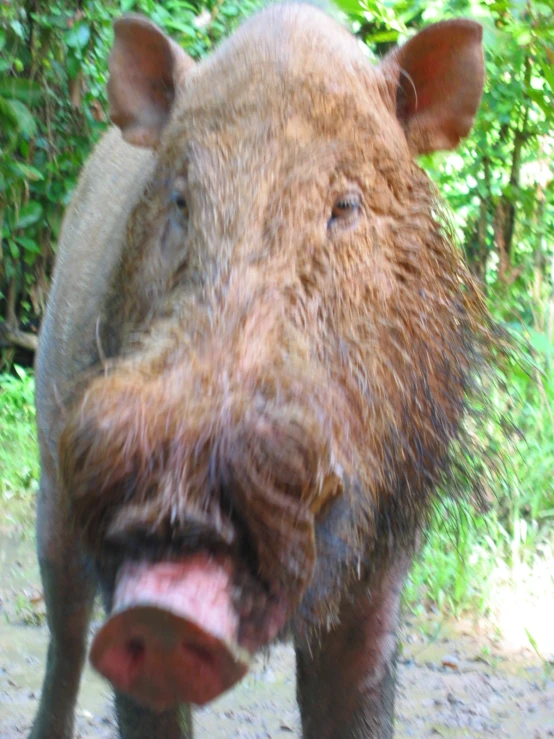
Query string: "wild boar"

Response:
xmin=30 ymin=3 xmax=490 ymax=738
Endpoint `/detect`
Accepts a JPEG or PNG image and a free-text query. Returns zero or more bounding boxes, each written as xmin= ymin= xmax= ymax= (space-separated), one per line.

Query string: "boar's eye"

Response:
xmin=170 ymin=177 xmax=188 ymax=215
xmin=329 ymin=192 xmax=361 ymax=228
xmin=170 ymin=190 xmax=188 ymax=212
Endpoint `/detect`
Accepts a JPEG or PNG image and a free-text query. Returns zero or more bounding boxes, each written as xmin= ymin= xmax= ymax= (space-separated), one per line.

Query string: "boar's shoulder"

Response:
xmin=35 ymin=127 xmax=154 ymax=450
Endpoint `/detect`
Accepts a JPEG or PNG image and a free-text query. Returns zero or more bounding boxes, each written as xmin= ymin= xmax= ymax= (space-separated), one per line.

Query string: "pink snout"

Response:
xmin=90 ymin=556 xmax=250 ymax=711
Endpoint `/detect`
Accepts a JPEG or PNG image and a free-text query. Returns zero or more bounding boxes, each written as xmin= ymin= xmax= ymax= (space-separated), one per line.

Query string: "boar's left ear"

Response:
xmin=108 ymin=14 xmax=195 ymax=148
xmin=380 ymin=19 xmax=485 ymax=156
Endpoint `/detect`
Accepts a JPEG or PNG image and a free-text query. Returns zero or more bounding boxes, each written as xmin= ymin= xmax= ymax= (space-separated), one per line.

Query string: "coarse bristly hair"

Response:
xmin=57 ymin=2 xmax=513 ymax=636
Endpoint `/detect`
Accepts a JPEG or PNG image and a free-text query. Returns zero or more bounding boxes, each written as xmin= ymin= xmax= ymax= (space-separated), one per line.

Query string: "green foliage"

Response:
xmin=403 ymin=329 xmax=554 ymax=616
xmin=0 ymin=366 xmax=38 ymax=497
xmin=0 ymin=2 xmax=109 ymax=354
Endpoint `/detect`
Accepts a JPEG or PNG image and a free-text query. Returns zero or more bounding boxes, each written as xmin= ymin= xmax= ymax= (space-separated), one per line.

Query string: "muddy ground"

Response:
xmin=1 ymin=505 xmax=553 ymax=738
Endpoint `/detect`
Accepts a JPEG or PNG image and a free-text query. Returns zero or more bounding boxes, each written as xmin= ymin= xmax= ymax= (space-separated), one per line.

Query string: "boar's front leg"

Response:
xmin=295 ymin=560 xmax=407 ymax=739
xmin=29 ymin=457 xmax=97 ymax=739
xmin=114 ymin=694 xmax=193 ymax=739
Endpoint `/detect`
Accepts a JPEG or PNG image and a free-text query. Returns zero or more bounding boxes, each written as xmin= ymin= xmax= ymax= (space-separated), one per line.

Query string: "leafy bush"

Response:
xmin=0 ymin=366 xmax=38 ymax=497
xmin=405 ymin=331 xmax=554 ymax=616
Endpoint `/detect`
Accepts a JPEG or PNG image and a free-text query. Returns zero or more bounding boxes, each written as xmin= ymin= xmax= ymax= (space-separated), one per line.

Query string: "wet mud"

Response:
xmin=1 ymin=513 xmax=553 ymax=738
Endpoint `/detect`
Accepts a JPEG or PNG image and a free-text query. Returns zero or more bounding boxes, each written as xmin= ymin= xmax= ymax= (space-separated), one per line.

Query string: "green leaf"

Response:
xmin=0 ymin=96 xmax=18 ymax=127
xmin=2 ymin=99 xmax=37 ymax=136
xmin=527 ymin=89 xmax=553 ymax=118
xmin=15 ymin=202 xmax=43 ymax=230
xmin=16 ymin=236 xmax=41 ymax=254
xmin=13 ymin=365 xmax=26 ymax=381
xmin=11 ymin=162 xmax=43 ymax=181
xmin=0 ymin=77 xmax=41 ymax=104
xmin=169 ymin=21 xmax=198 ymax=39
xmin=334 ymin=0 xmax=365 ymax=14
xmin=65 ymin=21 xmax=91 ymax=50
xmin=527 ymin=329 xmax=554 ymax=356
xmin=10 ymin=21 xmax=25 ymax=40
xmin=0 ymin=29 xmax=5 ymax=52
xmin=524 ymin=628 xmax=541 ymax=658
xmin=514 ymin=28 xmax=532 ymax=46
xmin=66 ymin=55 xmax=81 ymax=80
xmin=7 ymin=238 xmax=19 ymax=259
xmin=42 ymin=13 xmax=71 ymax=30
xmin=538 ymin=56 xmax=554 ymax=94
xmin=533 ymin=3 xmax=552 ymax=14
xmin=364 ymin=29 xmax=400 ymax=43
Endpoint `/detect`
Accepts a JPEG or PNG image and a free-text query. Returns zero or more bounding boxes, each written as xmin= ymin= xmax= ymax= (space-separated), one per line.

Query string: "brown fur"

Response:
xmin=52 ymin=5 xmax=496 ymax=630
xmin=30 ymin=5 xmax=507 ymax=737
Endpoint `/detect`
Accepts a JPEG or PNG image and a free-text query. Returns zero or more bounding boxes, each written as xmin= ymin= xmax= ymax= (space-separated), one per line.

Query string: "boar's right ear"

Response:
xmin=380 ymin=19 xmax=485 ymax=156
xmin=108 ymin=14 xmax=194 ymax=148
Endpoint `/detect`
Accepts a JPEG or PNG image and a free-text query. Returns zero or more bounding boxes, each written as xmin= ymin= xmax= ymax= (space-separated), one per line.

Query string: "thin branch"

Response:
xmin=0 ymin=323 xmax=38 ymax=352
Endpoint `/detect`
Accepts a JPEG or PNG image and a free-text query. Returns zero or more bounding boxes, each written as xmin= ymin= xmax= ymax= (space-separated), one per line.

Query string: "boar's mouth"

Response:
xmin=59 ymin=367 xmax=345 ymax=614
xmin=104 ymin=498 xmax=237 ymax=556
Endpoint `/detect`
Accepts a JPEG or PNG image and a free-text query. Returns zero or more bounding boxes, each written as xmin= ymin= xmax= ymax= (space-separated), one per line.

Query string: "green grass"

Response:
xmin=0 ymin=366 xmax=39 ymax=500
xmin=406 ymin=333 xmax=554 ymax=620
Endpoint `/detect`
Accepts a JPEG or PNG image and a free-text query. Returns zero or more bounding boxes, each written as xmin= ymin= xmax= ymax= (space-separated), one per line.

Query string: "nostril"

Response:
xmin=126 ymin=636 xmax=146 ymax=667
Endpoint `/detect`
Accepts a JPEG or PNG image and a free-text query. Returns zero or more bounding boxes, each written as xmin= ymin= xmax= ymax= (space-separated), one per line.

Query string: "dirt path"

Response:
xmin=1 ymin=516 xmax=553 ymax=738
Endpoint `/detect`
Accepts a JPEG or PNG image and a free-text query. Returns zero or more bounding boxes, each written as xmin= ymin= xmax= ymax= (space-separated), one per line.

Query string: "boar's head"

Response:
xmin=60 ymin=4 xmax=492 ymax=651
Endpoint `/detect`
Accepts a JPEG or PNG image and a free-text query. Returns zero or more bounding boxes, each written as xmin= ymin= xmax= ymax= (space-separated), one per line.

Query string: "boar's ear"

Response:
xmin=380 ymin=19 xmax=484 ymax=156
xmin=108 ymin=14 xmax=194 ymax=148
